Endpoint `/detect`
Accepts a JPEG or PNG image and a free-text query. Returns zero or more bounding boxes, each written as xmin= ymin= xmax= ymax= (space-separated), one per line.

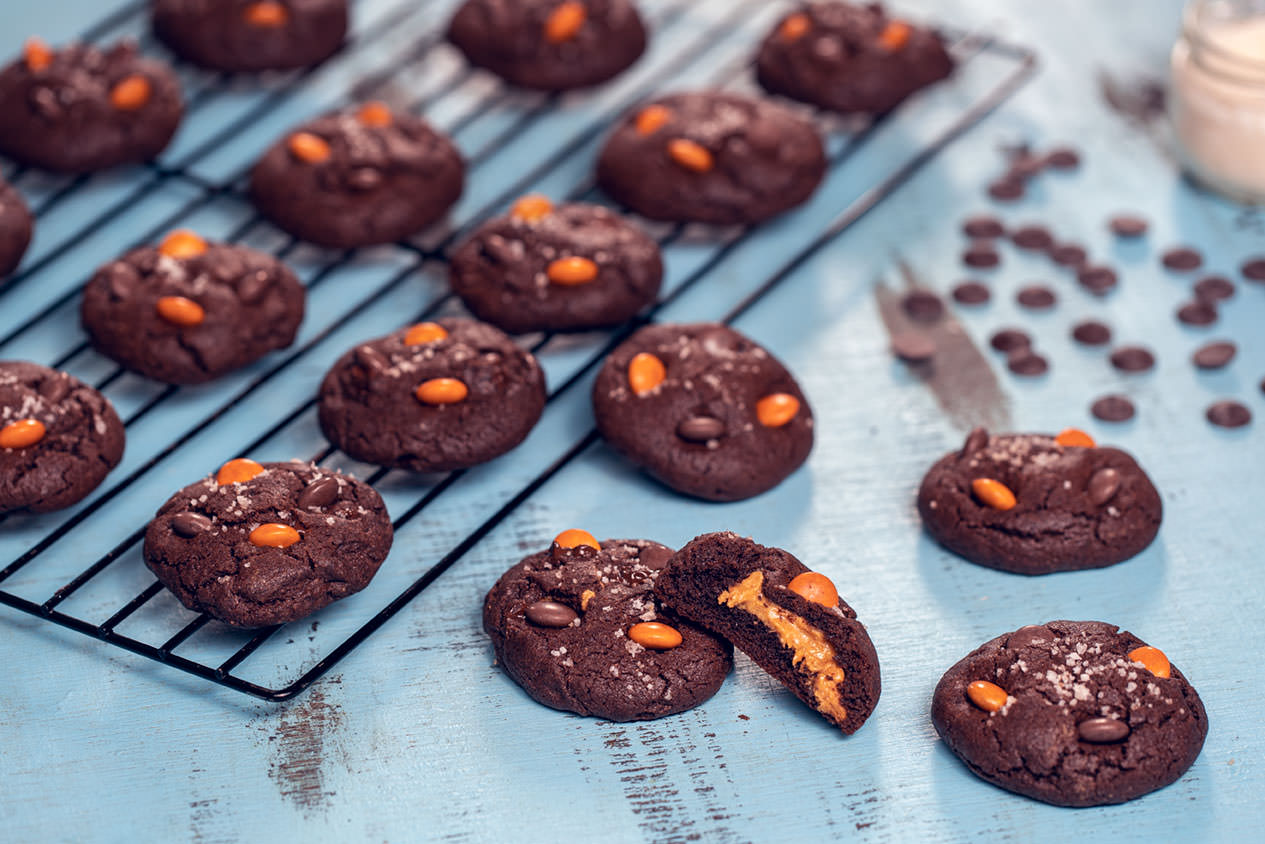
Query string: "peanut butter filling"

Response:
xmin=718 ymin=571 xmax=847 ymax=722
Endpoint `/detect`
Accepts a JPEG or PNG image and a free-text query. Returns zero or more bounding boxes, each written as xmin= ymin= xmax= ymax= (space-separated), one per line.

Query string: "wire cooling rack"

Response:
xmin=0 ymin=0 xmax=1035 ymax=701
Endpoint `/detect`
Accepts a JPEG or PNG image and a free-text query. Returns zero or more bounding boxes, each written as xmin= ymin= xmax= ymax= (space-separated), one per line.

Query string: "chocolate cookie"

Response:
xmin=917 ymin=428 xmax=1163 ymax=576
xmin=592 ymin=323 xmax=814 ymax=501
xmin=0 ymin=178 xmax=32 ymax=279
xmin=756 ymin=2 xmax=954 ymax=115
xmin=449 ymin=196 xmax=663 ymax=334
xmin=448 ymin=0 xmax=647 ymax=91
xmin=0 ymin=39 xmax=183 ymax=172
xmin=654 ymin=532 xmax=881 ymax=735
xmin=249 ymin=102 xmax=465 ymax=248
xmin=932 ymin=621 xmax=1208 ymax=807
xmin=80 ymin=230 xmax=305 ymax=385
xmin=143 ymin=458 xmax=393 ymax=628
xmin=596 ymin=92 xmax=827 ymax=225
xmin=152 ymin=0 xmax=348 ymax=72
xmin=318 ymin=317 xmax=546 ymax=472
xmin=483 ymin=530 xmax=732 ymax=721
xmin=0 ymin=361 xmax=125 ymax=515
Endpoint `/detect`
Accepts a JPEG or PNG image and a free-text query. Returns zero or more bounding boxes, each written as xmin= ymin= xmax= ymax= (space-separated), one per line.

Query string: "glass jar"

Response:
xmin=1171 ymin=0 xmax=1265 ymax=203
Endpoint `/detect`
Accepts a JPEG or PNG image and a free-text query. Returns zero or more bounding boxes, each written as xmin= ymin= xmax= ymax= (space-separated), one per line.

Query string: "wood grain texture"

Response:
xmin=1 ymin=0 xmax=1262 ymax=841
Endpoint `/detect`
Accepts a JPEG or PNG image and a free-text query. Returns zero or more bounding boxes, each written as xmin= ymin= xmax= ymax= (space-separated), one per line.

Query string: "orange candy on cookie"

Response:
xmin=878 ymin=20 xmax=912 ymax=51
xmin=788 ymin=572 xmax=839 ymax=608
xmin=250 ymin=523 xmax=301 ymax=548
xmin=415 ymin=378 xmax=469 ymax=406
xmin=628 ymin=352 xmax=666 ymax=396
xmin=24 ymin=37 xmax=54 ymax=71
xmin=288 ymin=131 xmax=331 ymax=164
xmin=511 ymin=195 xmax=553 ymax=222
xmin=109 ymin=75 xmax=152 ymax=111
xmin=544 ymin=2 xmax=587 ymax=44
xmin=547 ymin=256 xmax=599 ymax=286
xmin=967 ymin=680 xmax=1009 ymax=712
xmin=756 ymin=393 xmax=800 ymax=428
xmin=779 ymin=13 xmax=812 ymax=42
xmin=667 ymin=139 xmax=714 ymax=173
xmin=628 ymin=622 xmax=682 ymax=650
xmin=1128 ymin=645 xmax=1171 ymax=679
xmin=972 ymin=478 xmax=1017 ymax=511
xmin=1056 ymin=428 xmax=1097 ymax=448
xmin=0 ymin=419 xmax=47 ymax=449
xmin=554 ymin=529 xmax=600 ymax=551
xmin=244 ymin=1 xmax=289 ymax=27
xmin=156 ymin=296 xmax=205 ymax=327
xmin=216 ymin=458 xmax=265 ymax=486
xmin=404 ymin=322 xmax=448 ymax=346
xmin=159 ymin=229 xmax=207 ymax=259
xmin=635 ymin=105 xmax=672 ymax=136
xmin=357 ymin=101 xmax=393 ymax=128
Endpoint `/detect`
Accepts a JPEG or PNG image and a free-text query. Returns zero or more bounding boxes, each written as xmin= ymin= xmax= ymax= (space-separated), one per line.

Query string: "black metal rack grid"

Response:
xmin=0 ymin=0 xmax=1036 ymax=701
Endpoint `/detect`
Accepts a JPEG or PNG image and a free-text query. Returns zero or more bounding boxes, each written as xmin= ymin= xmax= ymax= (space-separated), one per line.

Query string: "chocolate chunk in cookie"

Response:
xmin=932 ymin=621 xmax=1208 ymax=807
xmin=483 ymin=529 xmax=732 ymax=721
xmin=596 ymin=92 xmax=827 ymax=225
xmin=143 ymin=458 xmax=393 ymax=628
xmin=448 ymin=0 xmax=647 ymax=91
xmin=655 ymin=532 xmax=881 ymax=735
xmin=756 ymin=2 xmax=954 ymax=115
xmin=917 ymin=428 xmax=1163 ymax=575
xmin=152 ymin=0 xmax=348 ymax=72
xmin=0 ymin=178 xmax=32 ymax=279
xmin=592 ymin=323 xmax=814 ymax=501
xmin=0 ymin=361 xmax=126 ymax=515
xmin=0 ymin=39 xmax=183 ymax=172
xmin=249 ymin=102 xmax=465 ymax=248
xmin=449 ymin=197 xmax=663 ymax=334
xmin=318 ymin=317 xmax=547 ymax=472
xmin=80 ymin=230 xmax=305 ymax=385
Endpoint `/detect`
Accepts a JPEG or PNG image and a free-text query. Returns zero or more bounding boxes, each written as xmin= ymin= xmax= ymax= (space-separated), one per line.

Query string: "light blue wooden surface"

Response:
xmin=1 ymin=0 xmax=1262 ymax=841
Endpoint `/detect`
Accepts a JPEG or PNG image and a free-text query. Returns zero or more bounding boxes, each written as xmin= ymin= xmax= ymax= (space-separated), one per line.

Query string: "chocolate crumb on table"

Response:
xmin=963 ymin=241 xmax=1001 ymax=268
xmin=1176 ymin=300 xmax=1219 ymax=327
xmin=962 ymin=216 xmax=1005 ymax=239
xmin=1007 ymin=349 xmax=1049 ymax=377
xmin=1109 ymin=214 xmax=1150 ymax=238
xmin=1162 ymin=246 xmax=1204 ymax=272
xmin=1072 ymin=319 xmax=1113 ymax=346
xmin=1194 ymin=275 xmax=1236 ymax=302
xmin=1110 ymin=345 xmax=1157 ymax=373
xmin=952 ymin=281 xmax=991 ymax=305
xmin=1241 ymin=257 xmax=1265 ymax=282
xmin=990 ymin=328 xmax=1032 ymax=353
xmin=1092 ymin=394 xmax=1137 ymax=422
xmin=1192 ymin=341 xmax=1236 ymax=370
xmin=1207 ymin=400 xmax=1252 ymax=428
xmin=1016 ymin=285 xmax=1057 ymax=310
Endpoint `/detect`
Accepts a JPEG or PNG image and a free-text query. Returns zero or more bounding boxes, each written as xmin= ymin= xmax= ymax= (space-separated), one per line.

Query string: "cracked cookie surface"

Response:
xmin=483 ymin=535 xmax=732 ymax=721
xmin=932 ymin=620 xmax=1208 ymax=807
xmin=917 ymin=429 xmax=1163 ymax=575
xmin=153 ymin=0 xmax=348 ymax=72
xmin=143 ymin=460 xmax=393 ymax=627
xmin=0 ymin=361 xmax=126 ymax=515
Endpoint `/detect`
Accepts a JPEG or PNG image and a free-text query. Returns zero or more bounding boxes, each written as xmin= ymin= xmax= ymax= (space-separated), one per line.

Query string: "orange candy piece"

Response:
xmin=250 ymin=523 xmax=301 ymax=548
xmin=667 ymin=139 xmax=714 ymax=173
xmin=635 ymin=105 xmax=672 ymax=136
xmin=972 ymin=478 xmax=1017 ymax=511
xmin=0 ymin=419 xmax=47 ymax=449
xmin=547 ymin=256 xmax=599 ymax=286
xmin=24 ymin=38 xmax=53 ymax=72
xmin=404 ymin=322 xmax=448 ymax=346
xmin=544 ymin=2 xmax=587 ymax=44
xmin=216 ymin=458 xmax=265 ymax=485
xmin=244 ymin=1 xmax=289 ymax=27
xmin=159 ymin=229 xmax=207 ymax=259
xmin=357 ymin=101 xmax=393 ymax=128
xmin=156 ymin=296 xmax=206 ymax=327
xmin=779 ymin=13 xmax=812 ymax=42
xmin=1128 ymin=645 xmax=1171 ymax=679
xmin=109 ymin=75 xmax=152 ymax=111
xmin=756 ymin=393 xmax=800 ymax=428
xmin=629 ymin=622 xmax=683 ymax=650
xmin=1056 ymin=428 xmax=1097 ymax=448
xmin=878 ymin=20 xmax=912 ymax=51
xmin=967 ymin=680 xmax=1009 ymax=712
xmin=416 ymin=378 xmax=468 ymax=405
xmin=788 ymin=572 xmax=839 ymax=608
xmin=628 ymin=352 xmax=666 ymax=396
xmin=511 ymin=194 xmax=553 ymax=222
xmin=288 ymin=132 xmax=331 ymax=164
xmin=555 ymin=528 xmax=601 ymax=551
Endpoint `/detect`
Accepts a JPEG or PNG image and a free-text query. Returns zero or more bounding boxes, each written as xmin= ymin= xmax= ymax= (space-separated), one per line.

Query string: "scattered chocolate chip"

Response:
xmin=1110 ymin=345 xmax=1156 ymax=373
xmin=1044 ymin=147 xmax=1081 ymax=169
xmin=676 ymin=416 xmax=725 ymax=443
xmin=963 ymin=216 xmax=1006 ymax=239
xmin=1162 ymin=247 xmax=1203 ymax=272
xmin=236 ymin=269 xmax=271 ymax=304
xmin=1108 ymin=215 xmax=1149 ymax=238
xmin=1241 ymin=258 xmax=1265 ymax=282
xmin=1016 ymin=285 xmax=1057 ymax=309
xmin=1207 ymin=400 xmax=1252 ymax=428
xmin=990 ymin=328 xmax=1032 ymax=353
xmin=988 ymin=178 xmax=1025 ymax=202
xmin=1192 ymin=341 xmax=1237 ymax=370
xmin=172 ymin=512 xmax=213 ymax=538
xmin=38 ymin=375 xmax=70 ymax=404
xmin=1012 ymin=225 xmax=1054 ymax=251
xmin=891 ymin=331 xmax=937 ymax=363
xmin=1005 ymin=624 xmax=1048 ymax=650
xmin=638 ymin=545 xmax=673 ymax=571
xmin=1007 ymin=349 xmax=1049 ymax=376
xmin=1078 ymin=717 xmax=1130 ymax=743
xmin=1050 ymin=243 xmax=1088 ymax=268
xmin=959 ymin=427 xmax=990 ymax=459
xmin=1008 ymin=153 xmax=1046 ymax=181
xmin=1077 ymin=265 xmax=1119 ymax=295
xmin=1091 ymin=394 xmax=1136 ymax=422
xmin=1194 ymin=276 xmax=1236 ymax=302
xmin=355 ymin=345 xmax=391 ymax=374
xmin=902 ymin=290 xmax=945 ymax=322
xmin=1088 ymin=468 xmax=1122 ymax=506
xmin=1071 ymin=319 xmax=1112 ymax=346
xmin=963 ymin=242 xmax=1001 ymax=268
xmin=298 ymin=477 xmax=340 ymax=509
xmin=525 ymin=600 xmax=579 ymax=628
xmin=952 ymin=281 xmax=991 ymax=305
xmin=1176 ymin=300 xmax=1218 ymax=327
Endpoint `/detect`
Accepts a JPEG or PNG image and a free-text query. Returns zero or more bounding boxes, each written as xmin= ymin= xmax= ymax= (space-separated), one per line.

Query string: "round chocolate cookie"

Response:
xmin=0 ymin=178 xmax=33 ymax=279
xmin=592 ymin=323 xmax=814 ymax=501
xmin=932 ymin=620 xmax=1208 ymax=807
xmin=318 ymin=317 xmax=547 ymax=472
xmin=0 ymin=39 xmax=183 ymax=173
xmin=449 ymin=197 xmax=663 ymax=334
xmin=80 ymin=230 xmax=305 ymax=385
xmin=0 ymin=361 xmax=125 ymax=515
xmin=596 ymin=92 xmax=827 ymax=225
xmin=483 ymin=531 xmax=732 ymax=721
xmin=143 ymin=459 xmax=393 ymax=628
xmin=249 ymin=102 xmax=465 ymax=248
xmin=917 ymin=428 xmax=1162 ymax=575
xmin=152 ymin=0 xmax=348 ymax=72
xmin=448 ymin=0 xmax=647 ymax=91
xmin=756 ymin=2 xmax=954 ymax=115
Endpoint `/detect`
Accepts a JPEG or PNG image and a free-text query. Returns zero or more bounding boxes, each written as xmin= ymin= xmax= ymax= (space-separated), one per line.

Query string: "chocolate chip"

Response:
xmin=1108 ymin=215 xmax=1149 ymax=238
xmin=638 ymin=545 xmax=673 ymax=571
xmin=1078 ymin=717 xmax=1130 ymax=743
xmin=1072 ymin=319 xmax=1112 ymax=346
xmin=1162 ymin=247 xmax=1203 ymax=272
xmin=1207 ymin=400 xmax=1252 ymax=428
xmin=1241 ymin=258 xmax=1265 ymax=281
xmin=1077 ymin=265 xmax=1119 ymax=295
xmin=1008 ymin=154 xmax=1046 ymax=181
xmin=1016 ymin=285 xmax=1057 ymax=309
xmin=1110 ymin=345 xmax=1156 ymax=373
xmin=106 ymin=263 xmax=139 ymax=300
xmin=172 ymin=512 xmax=213 ymax=538
xmin=676 ymin=416 xmax=725 ymax=443
xmin=298 ymin=476 xmax=340 ymax=509
xmin=1192 ymin=341 xmax=1237 ymax=370
xmin=1194 ymin=276 xmax=1236 ymax=302
xmin=1007 ymin=349 xmax=1049 ymax=376
xmin=347 ymin=167 xmax=382 ymax=191
xmin=963 ymin=242 xmax=1001 ymax=268
xmin=525 ymin=600 xmax=578 ymax=628
xmin=1005 ymin=624 xmax=1048 ymax=650
xmin=1044 ymin=147 xmax=1081 ymax=169
xmin=952 ymin=281 xmax=991 ymax=305
xmin=236 ymin=269 xmax=272 ymax=304
xmin=902 ymin=290 xmax=945 ymax=322
xmin=1050 ymin=244 xmax=1088 ymax=268
xmin=1088 ymin=468 xmax=1122 ymax=506
xmin=990 ymin=328 xmax=1031 ymax=353
xmin=1012 ymin=225 xmax=1054 ymax=251
xmin=1177 ymin=300 xmax=1218 ymax=327
xmin=987 ymin=178 xmax=1025 ymax=202
xmin=38 ymin=375 xmax=70 ymax=405
xmin=1092 ymin=394 xmax=1136 ymax=422
xmin=962 ymin=216 xmax=1005 ymax=239
xmin=355 ymin=345 xmax=391 ymax=374
xmin=891 ymin=332 xmax=937 ymax=363
xmin=959 ymin=427 xmax=990 ymax=459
